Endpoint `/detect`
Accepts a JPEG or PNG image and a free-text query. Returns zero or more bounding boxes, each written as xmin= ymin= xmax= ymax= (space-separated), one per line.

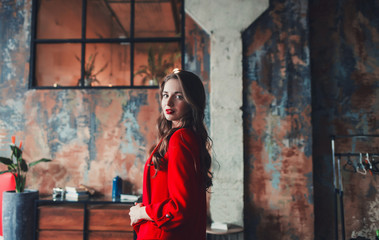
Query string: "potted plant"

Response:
xmin=76 ymin=52 xmax=108 ymax=87
xmin=0 ymin=136 xmax=51 ymax=240
xmin=135 ymin=46 xmax=180 ymax=86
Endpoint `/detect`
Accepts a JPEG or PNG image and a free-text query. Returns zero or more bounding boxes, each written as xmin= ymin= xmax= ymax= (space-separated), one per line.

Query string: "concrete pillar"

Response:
xmin=186 ymin=0 xmax=268 ymax=226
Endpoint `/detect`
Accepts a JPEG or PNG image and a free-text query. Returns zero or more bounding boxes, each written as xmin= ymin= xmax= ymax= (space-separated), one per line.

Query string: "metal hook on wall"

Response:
xmin=343 ymin=154 xmax=356 ymax=173
xmin=365 ymin=153 xmax=373 ymax=175
xmin=365 ymin=153 xmax=372 ymax=169
xmin=356 ymin=153 xmax=367 ymax=175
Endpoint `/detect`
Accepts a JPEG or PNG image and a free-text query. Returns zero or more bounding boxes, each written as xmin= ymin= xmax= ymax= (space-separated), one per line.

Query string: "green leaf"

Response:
xmin=157 ymin=47 xmax=163 ymax=68
xmin=148 ymin=47 xmax=155 ymax=74
xmin=135 ymin=66 xmax=148 ymax=75
xmin=7 ymin=164 xmax=17 ymax=172
xmin=74 ymin=55 xmax=81 ymax=62
xmin=93 ymin=62 xmax=108 ymax=76
xmin=20 ymin=159 xmax=28 ymax=172
xmin=87 ymin=52 xmax=98 ymax=74
xmin=0 ymin=170 xmax=12 ymax=174
xmin=10 ymin=145 xmax=22 ymax=159
xmin=20 ymin=175 xmax=26 ymax=192
xmin=15 ymin=174 xmax=23 ymax=193
xmin=0 ymin=157 xmax=13 ymax=166
xmin=29 ymin=158 xmax=52 ymax=167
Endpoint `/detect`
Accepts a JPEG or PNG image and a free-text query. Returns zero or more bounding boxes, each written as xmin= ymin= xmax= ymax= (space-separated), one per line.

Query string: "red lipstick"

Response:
xmin=166 ymin=109 xmax=174 ymax=114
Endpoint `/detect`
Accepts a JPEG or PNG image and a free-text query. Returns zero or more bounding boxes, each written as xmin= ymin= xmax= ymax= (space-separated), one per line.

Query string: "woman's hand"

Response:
xmin=129 ymin=203 xmax=152 ymax=226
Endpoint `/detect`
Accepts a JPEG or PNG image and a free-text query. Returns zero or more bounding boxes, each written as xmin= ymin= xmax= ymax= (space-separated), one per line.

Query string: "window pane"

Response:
xmin=35 ymin=43 xmax=81 ymax=87
xmin=135 ymin=0 xmax=182 ymax=38
xmin=37 ymin=0 xmax=82 ymax=39
xmin=83 ymin=43 xmax=131 ymax=87
xmin=31 ymin=0 xmax=184 ymax=88
xmin=87 ymin=0 xmax=131 ymax=39
xmin=134 ymin=42 xmax=181 ymax=86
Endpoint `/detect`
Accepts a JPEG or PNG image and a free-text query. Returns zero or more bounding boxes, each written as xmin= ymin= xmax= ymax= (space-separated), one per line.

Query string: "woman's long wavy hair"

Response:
xmin=150 ymin=70 xmax=213 ymax=190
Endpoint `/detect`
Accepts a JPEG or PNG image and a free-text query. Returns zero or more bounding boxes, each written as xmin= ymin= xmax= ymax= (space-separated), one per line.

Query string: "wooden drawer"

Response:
xmin=88 ymin=204 xmax=132 ymax=231
xmin=38 ymin=230 xmax=83 ymax=240
xmin=38 ymin=230 xmax=134 ymax=240
xmin=39 ymin=205 xmax=84 ymax=230
xmin=88 ymin=231 xmax=134 ymax=240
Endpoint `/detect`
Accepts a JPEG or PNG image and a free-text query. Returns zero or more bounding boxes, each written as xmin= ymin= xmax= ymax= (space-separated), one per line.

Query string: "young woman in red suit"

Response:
xmin=129 ymin=69 xmax=213 ymax=240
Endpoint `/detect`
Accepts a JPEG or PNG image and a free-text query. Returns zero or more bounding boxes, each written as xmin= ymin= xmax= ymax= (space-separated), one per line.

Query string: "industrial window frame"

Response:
xmin=28 ymin=0 xmax=185 ymax=89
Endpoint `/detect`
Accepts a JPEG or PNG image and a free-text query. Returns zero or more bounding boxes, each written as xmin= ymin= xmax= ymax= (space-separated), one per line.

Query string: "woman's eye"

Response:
xmin=162 ymin=94 xmax=168 ymax=98
xmin=176 ymin=95 xmax=184 ymax=100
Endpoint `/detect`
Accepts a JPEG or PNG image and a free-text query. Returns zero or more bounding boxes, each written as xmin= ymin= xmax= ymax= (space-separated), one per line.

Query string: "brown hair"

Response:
xmin=150 ymin=70 xmax=213 ymax=190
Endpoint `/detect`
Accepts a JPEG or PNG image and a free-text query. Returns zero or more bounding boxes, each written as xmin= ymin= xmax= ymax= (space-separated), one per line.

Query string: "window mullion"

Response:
xmin=29 ymin=0 xmax=38 ymax=88
xmin=181 ymin=0 xmax=185 ymax=70
xmin=130 ymin=0 xmax=135 ymax=87
xmin=80 ymin=0 xmax=88 ymax=88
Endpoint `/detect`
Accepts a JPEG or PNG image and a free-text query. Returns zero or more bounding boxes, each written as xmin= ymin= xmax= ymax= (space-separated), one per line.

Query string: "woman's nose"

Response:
xmin=167 ymin=96 xmax=174 ymax=106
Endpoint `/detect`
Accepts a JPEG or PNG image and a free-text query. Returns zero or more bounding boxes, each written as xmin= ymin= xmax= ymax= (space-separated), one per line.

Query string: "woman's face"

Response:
xmin=161 ymin=78 xmax=190 ymax=128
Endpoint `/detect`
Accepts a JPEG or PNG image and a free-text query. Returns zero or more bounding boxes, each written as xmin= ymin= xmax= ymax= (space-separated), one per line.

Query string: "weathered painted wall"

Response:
xmin=184 ymin=15 xmax=211 ymax=128
xmin=0 ymin=1 xmax=210 ymax=198
xmin=310 ymin=0 xmax=379 ymax=239
xmin=243 ymin=0 xmax=313 ymax=239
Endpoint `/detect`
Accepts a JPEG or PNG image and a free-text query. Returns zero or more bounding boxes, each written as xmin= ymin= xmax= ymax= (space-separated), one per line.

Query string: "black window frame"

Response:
xmin=29 ymin=0 xmax=185 ymax=89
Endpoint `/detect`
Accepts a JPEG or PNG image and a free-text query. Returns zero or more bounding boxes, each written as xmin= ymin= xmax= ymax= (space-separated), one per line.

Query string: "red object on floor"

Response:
xmin=0 ymin=173 xmax=16 ymax=236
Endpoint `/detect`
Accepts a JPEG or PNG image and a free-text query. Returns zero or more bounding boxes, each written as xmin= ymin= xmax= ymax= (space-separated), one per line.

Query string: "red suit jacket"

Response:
xmin=133 ymin=128 xmax=206 ymax=240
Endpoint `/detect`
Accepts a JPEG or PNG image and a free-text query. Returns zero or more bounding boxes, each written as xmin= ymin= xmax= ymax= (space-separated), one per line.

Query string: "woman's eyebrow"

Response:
xmin=162 ymin=91 xmax=183 ymax=94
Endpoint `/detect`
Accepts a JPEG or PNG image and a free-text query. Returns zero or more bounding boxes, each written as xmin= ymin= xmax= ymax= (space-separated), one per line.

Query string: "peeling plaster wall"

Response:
xmin=310 ymin=0 xmax=379 ymax=239
xmin=0 ymin=1 xmax=210 ymax=198
xmin=243 ymin=0 xmax=313 ymax=239
xmin=0 ymin=0 xmax=161 ymax=194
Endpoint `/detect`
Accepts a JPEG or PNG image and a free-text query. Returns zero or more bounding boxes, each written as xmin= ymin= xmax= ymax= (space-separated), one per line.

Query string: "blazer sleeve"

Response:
xmin=144 ymin=129 xmax=201 ymax=231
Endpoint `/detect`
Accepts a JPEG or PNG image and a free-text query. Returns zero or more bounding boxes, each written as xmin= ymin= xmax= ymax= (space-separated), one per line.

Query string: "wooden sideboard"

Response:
xmin=34 ymin=198 xmax=135 ymax=240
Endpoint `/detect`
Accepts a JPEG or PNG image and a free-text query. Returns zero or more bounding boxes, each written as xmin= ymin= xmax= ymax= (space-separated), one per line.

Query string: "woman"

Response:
xmin=129 ymin=69 xmax=213 ymax=240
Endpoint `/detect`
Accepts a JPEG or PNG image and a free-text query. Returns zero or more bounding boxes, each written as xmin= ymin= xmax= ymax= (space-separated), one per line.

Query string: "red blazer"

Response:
xmin=133 ymin=128 xmax=206 ymax=240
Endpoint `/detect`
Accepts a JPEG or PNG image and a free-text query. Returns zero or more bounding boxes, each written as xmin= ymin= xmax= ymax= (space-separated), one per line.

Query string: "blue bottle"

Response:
xmin=112 ymin=176 xmax=122 ymax=200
